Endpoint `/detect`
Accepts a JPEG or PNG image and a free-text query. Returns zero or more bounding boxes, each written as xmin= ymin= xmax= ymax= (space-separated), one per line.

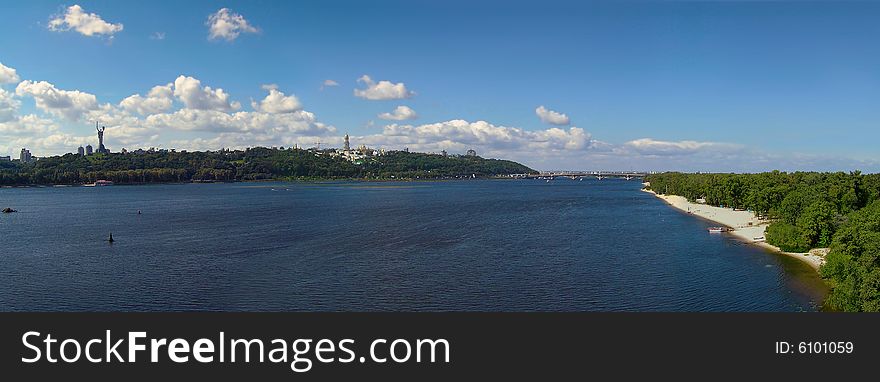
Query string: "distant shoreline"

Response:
xmin=641 ymin=185 xmax=825 ymax=271
xmin=0 ymin=176 xmax=523 ymax=189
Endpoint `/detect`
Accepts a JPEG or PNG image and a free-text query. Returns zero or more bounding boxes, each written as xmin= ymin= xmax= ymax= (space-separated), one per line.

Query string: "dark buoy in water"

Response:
xmin=137 ymin=210 xmax=142 ymax=215
xmin=107 ymin=233 xmax=114 ymax=243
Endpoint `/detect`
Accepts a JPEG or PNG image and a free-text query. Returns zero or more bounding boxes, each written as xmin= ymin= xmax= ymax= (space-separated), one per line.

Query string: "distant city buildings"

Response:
xmin=466 ymin=149 xmax=477 ymax=157
xmin=325 ymin=135 xmax=387 ymax=164
xmin=19 ymin=148 xmax=33 ymax=163
xmin=77 ymin=146 xmax=85 ymax=156
xmin=0 ymin=156 xmax=10 ymax=161
xmin=86 ymin=145 xmax=93 ymax=155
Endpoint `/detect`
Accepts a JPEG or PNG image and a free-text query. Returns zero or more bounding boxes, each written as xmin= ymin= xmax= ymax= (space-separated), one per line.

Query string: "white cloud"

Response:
xmin=150 ymin=32 xmax=166 ymax=40
xmin=15 ymin=80 xmax=99 ymax=120
xmin=2 ymin=67 xmax=339 ymax=157
xmin=0 ymin=114 xmax=94 ymax=157
xmin=535 ymin=106 xmax=570 ymax=125
xmin=119 ymin=83 xmax=174 ymax=115
xmin=251 ymin=86 xmax=302 ymax=113
xmin=48 ymin=5 xmax=123 ymax=37
xmin=320 ymin=79 xmax=339 ymax=90
xmin=0 ymin=62 xmax=20 ymax=84
xmin=378 ymin=105 xmax=418 ymax=121
xmin=364 ymin=119 xmax=593 ymax=153
xmin=0 ymin=88 xmax=21 ymax=123
xmin=143 ymin=109 xmax=335 ymax=141
xmin=354 ymin=75 xmax=414 ymax=100
xmin=206 ymin=8 xmax=258 ymax=42
xmin=622 ymin=138 xmax=740 ymax=156
xmin=0 ymin=114 xmax=59 ymax=136
xmin=173 ymin=75 xmax=240 ymax=111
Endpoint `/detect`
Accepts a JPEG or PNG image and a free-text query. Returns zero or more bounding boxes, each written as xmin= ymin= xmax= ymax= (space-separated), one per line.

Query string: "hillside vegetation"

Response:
xmin=0 ymin=147 xmax=535 ymax=185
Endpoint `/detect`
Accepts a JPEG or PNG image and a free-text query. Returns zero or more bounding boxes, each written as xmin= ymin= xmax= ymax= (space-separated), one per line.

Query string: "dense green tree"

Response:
xmin=766 ymin=222 xmax=811 ymax=253
xmin=797 ymin=200 xmax=838 ymax=248
xmin=821 ymin=200 xmax=880 ymax=312
xmin=647 ymin=171 xmax=880 ymax=311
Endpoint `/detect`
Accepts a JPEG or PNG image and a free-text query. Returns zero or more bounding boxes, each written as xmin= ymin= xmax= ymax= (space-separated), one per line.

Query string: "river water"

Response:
xmin=0 ymin=179 xmax=827 ymax=311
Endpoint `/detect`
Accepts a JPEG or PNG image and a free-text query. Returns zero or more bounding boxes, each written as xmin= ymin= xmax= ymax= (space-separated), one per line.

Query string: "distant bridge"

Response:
xmin=510 ymin=171 xmax=650 ymax=180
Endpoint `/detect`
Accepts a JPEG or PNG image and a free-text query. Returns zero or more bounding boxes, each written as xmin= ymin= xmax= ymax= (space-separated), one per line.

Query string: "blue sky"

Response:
xmin=0 ymin=0 xmax=878 ymax=171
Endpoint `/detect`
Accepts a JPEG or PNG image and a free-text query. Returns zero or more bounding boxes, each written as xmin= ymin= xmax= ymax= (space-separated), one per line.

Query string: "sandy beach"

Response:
xmin=642 ymin=186 xmax=825 ymax=271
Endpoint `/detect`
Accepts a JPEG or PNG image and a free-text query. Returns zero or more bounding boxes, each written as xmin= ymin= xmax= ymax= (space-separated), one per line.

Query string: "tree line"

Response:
xmin=0 ymin=147 xmax=535 ymax=186
xmin=645 ymin=171 xmax=880 ymax=312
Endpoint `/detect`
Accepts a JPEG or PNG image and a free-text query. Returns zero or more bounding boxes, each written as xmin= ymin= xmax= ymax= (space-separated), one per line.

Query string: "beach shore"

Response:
xmin=642 ymin=186 xmax=825 ymax=271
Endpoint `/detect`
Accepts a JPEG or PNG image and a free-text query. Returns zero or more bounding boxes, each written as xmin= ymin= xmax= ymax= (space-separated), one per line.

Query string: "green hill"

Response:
xmin=0 ymin=147 xmax=535 ymax=185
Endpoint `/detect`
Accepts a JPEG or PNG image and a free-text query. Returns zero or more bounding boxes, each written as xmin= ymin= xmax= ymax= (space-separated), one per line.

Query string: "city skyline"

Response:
xmin=1 ymin=1 xmax=879 ymax=172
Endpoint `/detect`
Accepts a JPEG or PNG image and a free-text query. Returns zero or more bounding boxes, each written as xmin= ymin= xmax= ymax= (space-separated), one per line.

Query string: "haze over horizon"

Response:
xmin=1 ymin=1 xmax=878 ymax=172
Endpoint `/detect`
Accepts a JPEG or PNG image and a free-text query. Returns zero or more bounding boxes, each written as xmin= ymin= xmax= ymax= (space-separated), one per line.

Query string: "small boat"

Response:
xmin=708 ymin=227 xmax=726 ymax=233
xmin=84 ymin=180 xmax=114 ymax=187
xmin=107 ymin=233 xmax=114 ymax=243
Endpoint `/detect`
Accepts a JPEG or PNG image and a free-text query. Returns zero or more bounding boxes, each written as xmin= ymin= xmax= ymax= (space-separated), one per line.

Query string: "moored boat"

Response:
xmin=85 ymin=180 xmax=114 ymax=187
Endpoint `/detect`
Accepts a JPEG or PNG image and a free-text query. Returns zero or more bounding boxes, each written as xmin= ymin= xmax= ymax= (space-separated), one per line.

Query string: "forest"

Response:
xmin=0 ymin=147 xmax=535 ymax=186
xmin=645 ymin=171 xmax=880 ymax=312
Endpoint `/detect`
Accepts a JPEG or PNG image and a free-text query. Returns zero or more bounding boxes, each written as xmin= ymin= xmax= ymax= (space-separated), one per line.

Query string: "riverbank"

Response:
xmin=642 ymin=186 xmax=825 ymax=271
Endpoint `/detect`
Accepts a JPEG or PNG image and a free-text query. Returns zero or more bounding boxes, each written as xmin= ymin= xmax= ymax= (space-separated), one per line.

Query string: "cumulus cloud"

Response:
xmin=364 ymin=120 xmax=593 ymax=153
xmin=622 ymin=138 xmax=741 ymax=156
xmin=206 ymin=8 xmax=259 ymax=42
xmin=48 ymin=5 xmax=123 ymax=37
xmin=0 ymin=62 xmax=20 ymax=84
xmin=2 ymin=64 xmax=343 ymax=157
xmin=173 ymin=75 xmax=240 ymax=111
xmin=0 ymin=88 xmax=20 ymax=123
xmin=354 ymin=75 xmax=414 ymax=100
xmin=535 ymin=106 xmax=570 ymax=125
xmin=0 ymin=113 xmax=95 ymax=157
xmin=119 ymin=83 xmax=174 ymax=115
xmin=143 ymin=109 xmax=335 ymax=147
xmin=15 ymin=80 xmax=99 ymax=120
xmin=378 ymin=105 xmax=417 ymax=121
xmin=0 ymin=114 xmax=59 ymax=136
xmin=251 ymin=85 xmax=302 ymax=113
